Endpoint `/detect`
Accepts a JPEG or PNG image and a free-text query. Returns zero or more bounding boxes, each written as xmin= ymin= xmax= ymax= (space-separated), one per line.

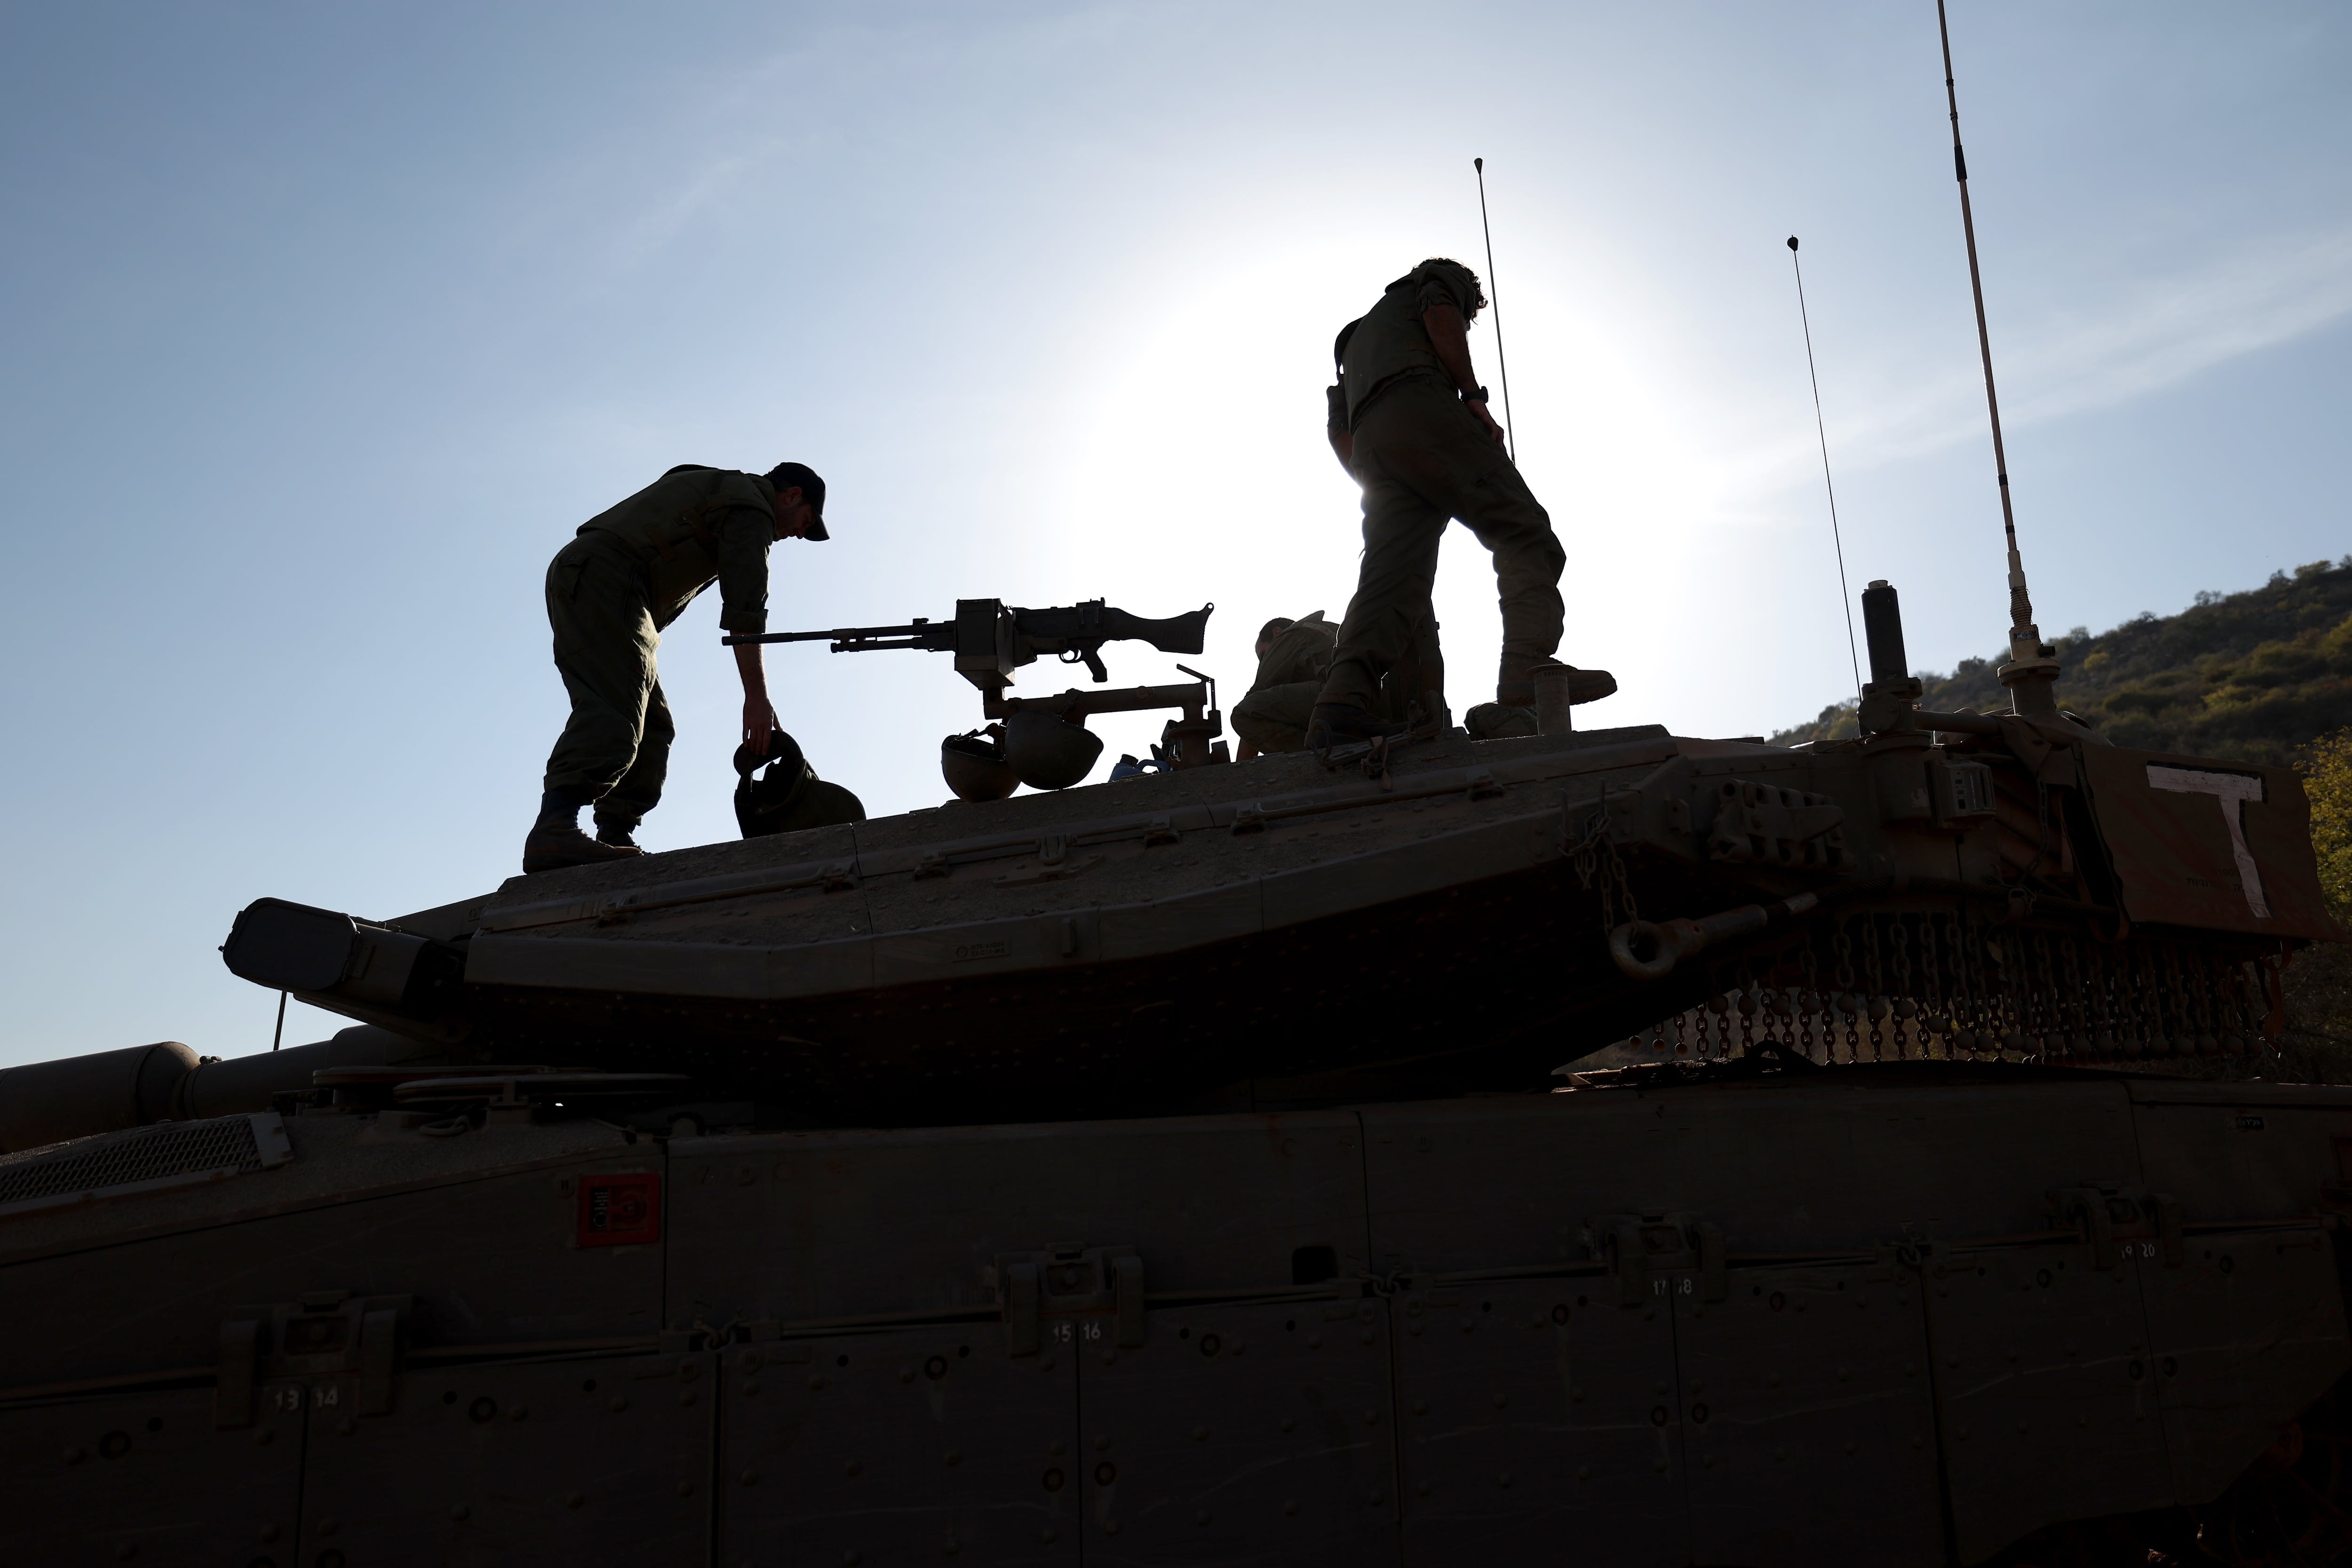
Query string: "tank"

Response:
xmin=5 ymin=577 xmax=2351 ymax=1565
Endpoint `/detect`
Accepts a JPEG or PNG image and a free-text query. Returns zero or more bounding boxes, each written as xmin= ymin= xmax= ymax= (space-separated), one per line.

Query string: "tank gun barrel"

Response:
xmin=0 ymin=1025 xmax=463 ymax=1153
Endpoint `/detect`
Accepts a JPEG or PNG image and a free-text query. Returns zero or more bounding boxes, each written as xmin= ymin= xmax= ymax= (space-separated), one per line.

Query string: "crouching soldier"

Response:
xmin=1231 ymin=613 xmax=1343 ymax=758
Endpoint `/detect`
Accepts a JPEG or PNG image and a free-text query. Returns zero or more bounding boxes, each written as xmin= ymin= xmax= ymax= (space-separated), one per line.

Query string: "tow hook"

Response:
xmin=1609 ymin=892 xmax=1821 ymax=981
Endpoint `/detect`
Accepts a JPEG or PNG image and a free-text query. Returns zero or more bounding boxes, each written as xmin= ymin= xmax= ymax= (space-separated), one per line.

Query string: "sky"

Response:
xmin=1 ymin=1 xmax=2346 ymax=1065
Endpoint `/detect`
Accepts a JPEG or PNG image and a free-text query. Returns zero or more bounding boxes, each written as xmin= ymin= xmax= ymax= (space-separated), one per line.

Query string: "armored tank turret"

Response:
xmin=196 ymin=592 xmax=2327 ymax=1132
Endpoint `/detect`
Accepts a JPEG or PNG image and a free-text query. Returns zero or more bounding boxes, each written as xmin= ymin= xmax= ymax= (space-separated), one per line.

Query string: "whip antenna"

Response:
xmin=1937 ymin=0 xmax=2059 ymax=715
xmin=1786 ymin=236 xmax=1863 ymax=712
xmin=1472 ymin=157 xmax=1517 ymax=464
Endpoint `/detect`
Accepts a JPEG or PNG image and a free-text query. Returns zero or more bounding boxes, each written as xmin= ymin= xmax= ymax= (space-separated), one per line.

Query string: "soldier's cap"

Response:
xmin=765 ymin=462 xmax=829 ymax=541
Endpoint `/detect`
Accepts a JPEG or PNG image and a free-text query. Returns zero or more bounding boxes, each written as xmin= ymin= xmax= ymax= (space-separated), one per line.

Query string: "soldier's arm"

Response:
xmin=713 ymin=506 xmax=772 ymax=638
xmin=1326 ymin=382 xmax=1353 ymax=472
xmin=715 ymin=506 xmax=779 ymax=754
xmin=1421 ymin=303 xmax=1507 ymax=446
xmin=734 ymin=640 xmax=777 ymax=756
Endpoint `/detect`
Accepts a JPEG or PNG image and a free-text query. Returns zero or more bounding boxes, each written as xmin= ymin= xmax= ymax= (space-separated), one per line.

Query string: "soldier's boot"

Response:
xmin=1305 ymin=702 xmax=1410 ymax=751
xmin=523 ymin=789 xmax=644 ymax=874
xmin=593 ymin=815 xmax=641 ymax=849
xmin=1497 ymin=653 xmax=1616 ymax=708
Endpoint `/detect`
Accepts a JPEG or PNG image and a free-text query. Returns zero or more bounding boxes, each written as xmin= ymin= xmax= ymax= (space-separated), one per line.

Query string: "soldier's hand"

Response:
xmin=1469 ymin=399 xmax=1506 ymax=447
xmin=743 ymin=697 xmax=779 ymax=755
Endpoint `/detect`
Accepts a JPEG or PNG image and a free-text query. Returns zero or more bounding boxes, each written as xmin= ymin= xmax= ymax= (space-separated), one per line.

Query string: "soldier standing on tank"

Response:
xmin=1311 ymin=258 xmax=1611 ymax=748
xmin=523 ymin=461 xmax=828 ymax=874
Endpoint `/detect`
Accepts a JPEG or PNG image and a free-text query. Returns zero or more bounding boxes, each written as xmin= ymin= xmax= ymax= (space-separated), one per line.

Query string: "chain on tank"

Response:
xmin=1609 ymin=909 xmax=2278 ymax=1067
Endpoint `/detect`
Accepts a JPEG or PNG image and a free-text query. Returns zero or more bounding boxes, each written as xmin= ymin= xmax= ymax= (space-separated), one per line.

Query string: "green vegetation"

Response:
xmin=1770 ymin=558 xmax=2352 ymax=765
xmin=2279 ymin=729 xmax=2352 ymax=1083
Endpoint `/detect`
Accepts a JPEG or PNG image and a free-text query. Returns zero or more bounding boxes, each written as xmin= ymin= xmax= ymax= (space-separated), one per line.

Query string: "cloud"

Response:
xmin=1731 ymin=223 xmax=2352 ymax=499
xmin=634 ymin=154 xmax=761 ymax=257
xmin=2008 ymin=225 xmax=2352 ymax=422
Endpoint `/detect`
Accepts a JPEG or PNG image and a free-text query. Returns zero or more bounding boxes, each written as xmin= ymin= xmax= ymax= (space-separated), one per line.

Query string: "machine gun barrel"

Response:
xmin=723 ymin=619 xmax=955 ymax=653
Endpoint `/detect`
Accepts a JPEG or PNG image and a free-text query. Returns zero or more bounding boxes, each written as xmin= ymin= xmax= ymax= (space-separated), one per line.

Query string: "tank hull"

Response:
xmin=4 ymin=1064 xmax=2347 ymax=1566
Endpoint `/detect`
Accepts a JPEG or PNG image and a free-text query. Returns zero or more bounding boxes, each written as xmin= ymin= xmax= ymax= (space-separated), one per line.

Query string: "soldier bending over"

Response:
xmin=525 ymin=461 xmax=828 ymax=874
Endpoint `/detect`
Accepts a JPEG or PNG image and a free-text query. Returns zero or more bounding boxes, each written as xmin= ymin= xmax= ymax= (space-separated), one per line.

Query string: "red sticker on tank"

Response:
xmin=577 ymin=1173 xmax=661 ymax=1247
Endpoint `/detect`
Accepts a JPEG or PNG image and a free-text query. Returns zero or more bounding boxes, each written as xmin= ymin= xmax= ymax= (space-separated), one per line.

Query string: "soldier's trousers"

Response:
xmin=1231 ymin=679 xmax=1325 ymax=754
xmin=1319 ymin=374 xmax=1567 ymax=712
xmin=542 ymin=540 xmax=674 ymax=825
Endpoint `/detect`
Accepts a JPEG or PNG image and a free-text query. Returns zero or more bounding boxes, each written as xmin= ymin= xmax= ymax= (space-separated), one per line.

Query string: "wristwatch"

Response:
xmin=1461 ymin=385 xmax=1490 ymax=404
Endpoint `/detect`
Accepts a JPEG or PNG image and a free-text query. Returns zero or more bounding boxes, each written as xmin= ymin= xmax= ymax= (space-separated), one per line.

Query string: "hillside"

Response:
xmin=1769 ymin=557 xmax=2352 ymax=765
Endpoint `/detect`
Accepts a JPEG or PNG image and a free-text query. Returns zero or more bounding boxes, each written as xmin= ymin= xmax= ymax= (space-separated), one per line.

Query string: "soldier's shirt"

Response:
xmin=1249 ymin=613 xmax=1337 ymax=694
xmin=1330 ymin=259 xmax=1483 ymax=430
xmin=570 ymin=465 xmax=779 ymax=636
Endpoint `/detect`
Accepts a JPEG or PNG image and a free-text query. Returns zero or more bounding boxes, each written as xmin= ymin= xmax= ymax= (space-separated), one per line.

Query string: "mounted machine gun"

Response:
xmin=727 ymin=598 xmax=1228 ymax=795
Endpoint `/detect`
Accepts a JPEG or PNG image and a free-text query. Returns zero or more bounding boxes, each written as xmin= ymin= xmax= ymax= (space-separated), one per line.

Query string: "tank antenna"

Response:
xmin=1786 ymin=236 xmax=1865 ymax=715
xmin=1936 ymin=0 xmax=2059 ymax=716
xmin=1472 ymin=157 xmax=1517 ymax=464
